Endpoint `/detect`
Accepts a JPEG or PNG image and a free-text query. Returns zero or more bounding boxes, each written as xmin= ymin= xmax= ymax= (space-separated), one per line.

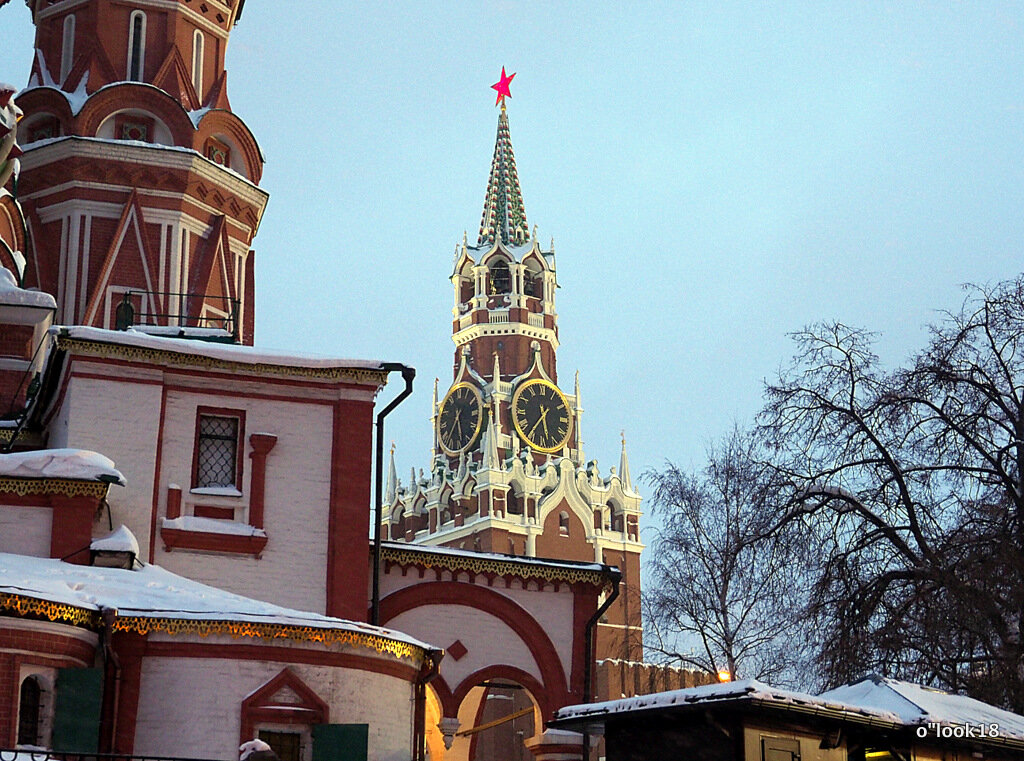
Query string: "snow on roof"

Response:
xmin=0 ymin=266 xmax=56 ymax=309
xmin=0 ymin=552 xmax=436 ymax=653
xmin=552 ymin=679 xmax=902 ymax=726
xmin=55 ymin=326 xmax=386 ymax=374
xmin=821 ymin=676 xmax=1024 ymax=742
xmin=0 ymin=448 xmax=125 ymax=485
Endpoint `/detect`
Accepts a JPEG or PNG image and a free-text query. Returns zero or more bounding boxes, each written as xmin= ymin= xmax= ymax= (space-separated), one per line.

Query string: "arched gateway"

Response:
xmin=375 ymin=543 xmax=616 ymax=760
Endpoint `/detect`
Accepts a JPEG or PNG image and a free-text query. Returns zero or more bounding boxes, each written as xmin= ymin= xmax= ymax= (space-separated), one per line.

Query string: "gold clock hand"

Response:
xmin=528 ymin=410 xmax=544 ymax=438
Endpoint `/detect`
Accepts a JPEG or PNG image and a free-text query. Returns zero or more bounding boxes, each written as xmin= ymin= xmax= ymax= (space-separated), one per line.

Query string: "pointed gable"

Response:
xmin=82 ymin=191 xmax=157 ymax=327
xmin=152 ymin=46 xmax=200 ymax=111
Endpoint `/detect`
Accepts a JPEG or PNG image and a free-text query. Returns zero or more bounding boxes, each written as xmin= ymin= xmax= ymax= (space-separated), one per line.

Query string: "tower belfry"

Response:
xmin=385 ymin=70 xmax=645 ymax=662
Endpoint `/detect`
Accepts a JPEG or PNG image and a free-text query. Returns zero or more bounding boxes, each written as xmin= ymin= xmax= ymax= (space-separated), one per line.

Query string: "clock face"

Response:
xmin=437 ymin=383 xmax=484 ymax=455
xmin=511 ymin=379 xmax=572 ymax=453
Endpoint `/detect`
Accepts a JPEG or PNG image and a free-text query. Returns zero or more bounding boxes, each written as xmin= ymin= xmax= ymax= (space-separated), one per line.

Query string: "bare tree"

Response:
xmin=761 ymin=276 xmax=1024 ymax=709
xmin=644 ymin=427 xmax=812 ymax=686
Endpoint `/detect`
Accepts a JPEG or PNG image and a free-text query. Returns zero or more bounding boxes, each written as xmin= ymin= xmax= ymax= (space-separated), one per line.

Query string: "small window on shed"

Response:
xmin=761 ymin=737 xmax=801 ymax=761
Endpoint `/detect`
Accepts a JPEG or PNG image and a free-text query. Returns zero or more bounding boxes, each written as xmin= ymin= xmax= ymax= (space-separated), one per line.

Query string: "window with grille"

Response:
xmin=195 ymin=413 xmax=242 ymax=488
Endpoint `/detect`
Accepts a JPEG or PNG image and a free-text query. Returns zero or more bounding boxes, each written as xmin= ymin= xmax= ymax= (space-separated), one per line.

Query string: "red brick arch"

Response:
xmin=378 ymin=581 xmax=570 ymax=714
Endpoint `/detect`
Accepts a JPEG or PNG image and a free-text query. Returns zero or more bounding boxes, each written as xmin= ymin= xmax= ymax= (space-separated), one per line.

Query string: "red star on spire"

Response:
xmin=491 ymin=66 xmax=516 ymax=107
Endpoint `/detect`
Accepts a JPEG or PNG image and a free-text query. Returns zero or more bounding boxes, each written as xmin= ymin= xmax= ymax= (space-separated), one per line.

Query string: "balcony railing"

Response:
xmin=115 ymin=291 xmax=240 ymax=341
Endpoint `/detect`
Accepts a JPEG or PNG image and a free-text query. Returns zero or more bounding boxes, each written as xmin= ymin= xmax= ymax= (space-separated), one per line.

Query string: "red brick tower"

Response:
xmin=385 ymin=88 xmax=646 ymax=662
xmin=13 ymin=0 xmax=267 ymax=343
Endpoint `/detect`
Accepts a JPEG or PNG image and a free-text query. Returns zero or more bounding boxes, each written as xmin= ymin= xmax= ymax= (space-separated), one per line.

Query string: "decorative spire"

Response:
xmin=478 ymin=71 xmax=529 ymax=247
xmin=482 ymin=406 xmax=501 ymax=470
xmin=492 ymin=352 xmax=501 ymax=384
xmin=385 ymin=442 xmax=398 ymax=504
xmin=619 ymin=431 xmax=633 ymax=491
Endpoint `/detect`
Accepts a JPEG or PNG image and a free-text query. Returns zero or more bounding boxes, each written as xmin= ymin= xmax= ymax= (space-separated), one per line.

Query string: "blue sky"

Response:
xmin=2 ymin=3 xmax=1024 ymax=531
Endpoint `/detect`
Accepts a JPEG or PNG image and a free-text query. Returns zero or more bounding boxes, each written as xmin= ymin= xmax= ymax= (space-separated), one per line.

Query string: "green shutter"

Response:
xmin=52 ymin=667 xmax=103 ymax=752
xmin=312 ymin=724 xmax=368 ymax=761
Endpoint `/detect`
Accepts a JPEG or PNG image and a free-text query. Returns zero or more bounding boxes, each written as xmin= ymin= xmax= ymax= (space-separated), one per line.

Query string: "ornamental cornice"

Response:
xmin=0 ymin=592 xmax=426 ymax=664
xmin=110 ymin=617 xmax=426 ymax=663
xmin=56 ymin=336 xmax=390 ymax=386
xmin=0 ymin=592 xmax=101 ymax=628
xmin=381 ymin=543 xmax=610 ymax=588
xmin=0 ymin=477 xmax=109 ymax=498
xmin=453 ymin=322 xmax=559 ymax=350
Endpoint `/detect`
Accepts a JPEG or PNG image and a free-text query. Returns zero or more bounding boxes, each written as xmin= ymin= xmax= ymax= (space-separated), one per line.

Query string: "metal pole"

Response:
xmin=371 ymin=363 xmax=415 ymax=626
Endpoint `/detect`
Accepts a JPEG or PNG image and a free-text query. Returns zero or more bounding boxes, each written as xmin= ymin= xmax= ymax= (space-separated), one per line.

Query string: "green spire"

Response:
xmin=477 ymin=106 xmax=529 ymax=247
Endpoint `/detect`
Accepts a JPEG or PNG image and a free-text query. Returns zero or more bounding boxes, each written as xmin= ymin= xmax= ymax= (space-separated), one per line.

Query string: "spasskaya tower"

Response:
xmin=384 ymin=69 xmax=645 ymax=662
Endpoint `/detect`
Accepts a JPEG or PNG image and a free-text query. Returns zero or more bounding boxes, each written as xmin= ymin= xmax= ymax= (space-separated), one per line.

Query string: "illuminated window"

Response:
xmin=59 ymin=14 xmax=75 ymax=84
xmin=191 ymin=30 xmax=204 ymax=98
xmin=127 ymin=11 xmax=146 ymax=81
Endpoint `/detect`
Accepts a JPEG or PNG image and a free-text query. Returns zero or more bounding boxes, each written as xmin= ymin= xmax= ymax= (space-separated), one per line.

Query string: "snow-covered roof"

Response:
xmin=821 ymin=675 xmax=1024 ymax=742
xmin=0 ymin=552 xmax=437 ymax=657
xmin=0 ymin=266 xmax=56 ymax=309
xmin=0 ymin=448 xmax=125 ymax=485
xmin=553 ymin=677 xmax=1024 ymax=749
xmin=552 ymin=679 xmax=902 ymax=727
xmin=54 ymin=326 xmax=387 ymax=377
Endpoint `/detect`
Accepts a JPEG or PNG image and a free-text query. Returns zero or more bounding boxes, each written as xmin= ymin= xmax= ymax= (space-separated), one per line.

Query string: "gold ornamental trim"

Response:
xmin=0 ymin=428 xmax=13 ymax=444
xmin=381 ymin=545 xmax=609 ymax=588
xmin=0 ymin=477 xmax=109 ymax=498
xmin=111 ymin=616 xmax=425 ymax=662
xmin=0 ymin=592 xmax=101 ymax=628
xmin=0 ymin=592 xmax=424 ymax=663
xmin=56 ymin=336 xmax=390 ymax=387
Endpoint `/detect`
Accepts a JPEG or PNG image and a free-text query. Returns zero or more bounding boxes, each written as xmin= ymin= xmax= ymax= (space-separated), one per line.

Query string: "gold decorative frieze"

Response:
xmin=56 ymin=336 xmax=390 ymax=387
xmin=0 ymin=592 xmax=424 ymax=663
xmin=111 ymin=616 xmax=425 ymax=662
xmin=0 ymin=477 xmax=108 ymax=498
xmin=381 ymin=545 xmax=610 ymax=588
xmin=0 ymin=592 xmax=100 ymax=628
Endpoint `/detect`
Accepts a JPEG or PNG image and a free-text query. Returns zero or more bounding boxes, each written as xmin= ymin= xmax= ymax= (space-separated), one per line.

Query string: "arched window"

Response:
xmin=60 ymin=14 xmax=75 ymax=84
xmin=507 ymin=490 xmax=523 ymax=516
xmin=127 ymin=11 xmax=147 ymax=81
xmin=524 ymin=270 xmax=543 ymax=299
xmin=558 ymin=511 xmax=570 ymax=536
xmin=191 ymin=30 xmax=204 ymax=99
xmin=17 ymin=676 xmax=42 ymax=746
xmin=489 ymin=261 xmax=511 ymax=294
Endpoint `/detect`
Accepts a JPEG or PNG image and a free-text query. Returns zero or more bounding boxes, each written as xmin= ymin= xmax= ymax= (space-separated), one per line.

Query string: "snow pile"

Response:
xmin=0 ymin=266 xmax=57 ymax=309
xmin=239 ymin=739 xmax=273 ymax=761
xmin=90 ymin=525 xmax=140 ymax=555
xmin=822 ymin=676 xmax=1024 ymax=741
xmin=0 ymin=552 xmax=436 ymax=651
xmin=161 ymin=516 xmax=265 ymax=537
xmin=0 ymin=448 xmax=125 ymax=485
xmin=56 ymin=326 xmax=385 ymax=373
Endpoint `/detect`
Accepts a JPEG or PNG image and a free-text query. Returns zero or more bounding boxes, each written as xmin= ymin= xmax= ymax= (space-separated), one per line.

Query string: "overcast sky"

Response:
xmin=3 ymin=2 xmax=1024 ymax=537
